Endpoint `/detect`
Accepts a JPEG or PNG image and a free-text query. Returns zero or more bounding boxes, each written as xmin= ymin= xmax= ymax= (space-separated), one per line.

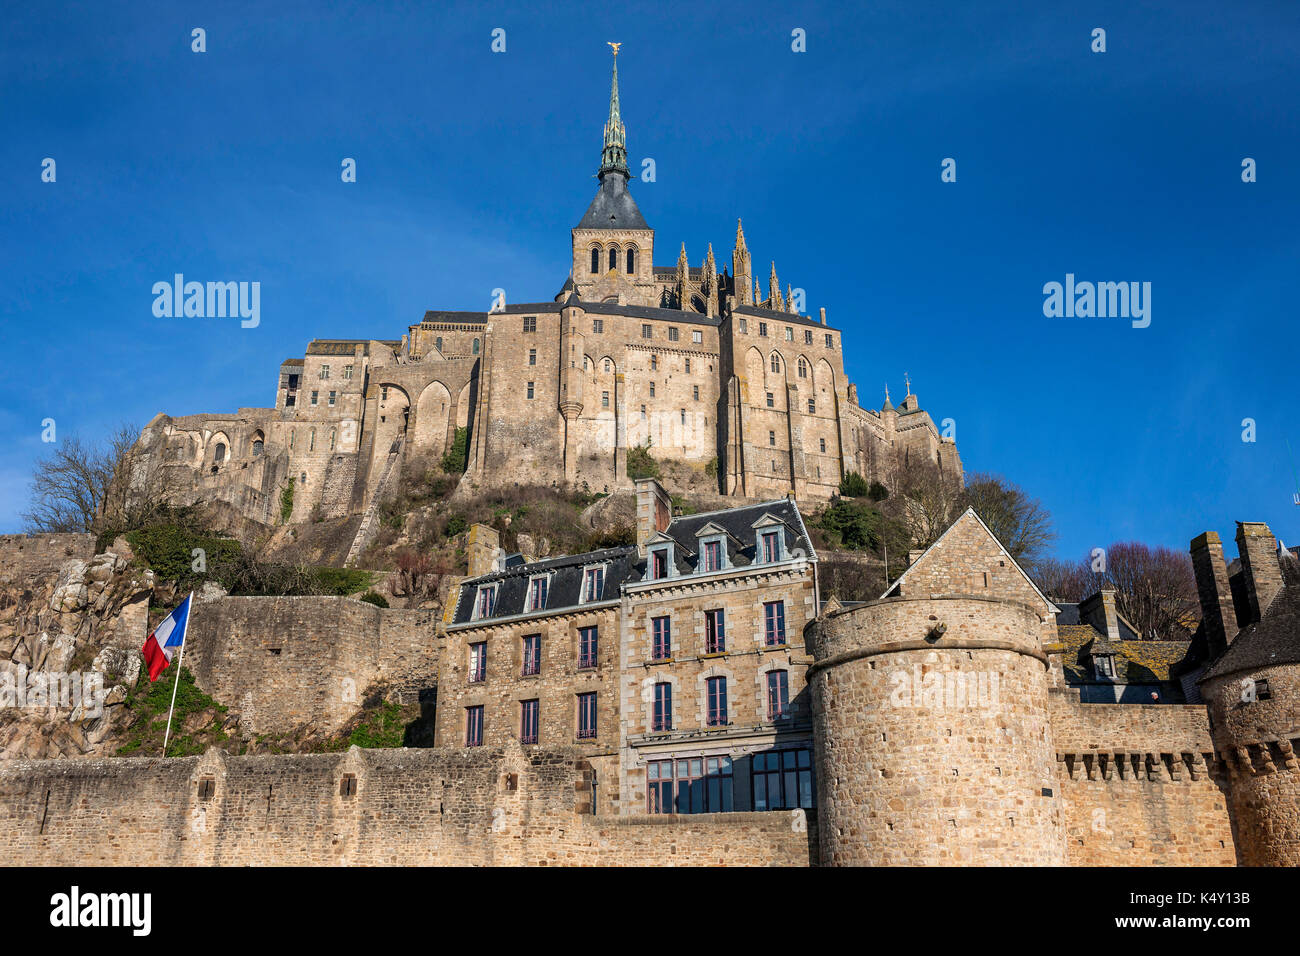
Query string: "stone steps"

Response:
xmin=343 ymin=436 xmax=403 ymax=567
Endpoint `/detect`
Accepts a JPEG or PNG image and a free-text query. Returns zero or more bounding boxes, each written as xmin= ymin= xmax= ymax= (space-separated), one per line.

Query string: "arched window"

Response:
xmin=798 ymin=358 xmax=808 ymax=378
xmin=252 ymin=438 xmax=264 ymax=457
xmin=435 ymin=336 xmax=443 ymax=353
xmin=590 ymin=248 xmax=600 ymax=274
xmin=626 ymin=247 xmax=636 ymax=274
xmin=214 ymin=442 xmax=226 ymax=463
xmin=608 ymin=246 xmax=618 ymax=271
xmin=771 ymin=354 xmax=781 ymax=374
xmin=472 ymin=339 xmax=480 ymax=355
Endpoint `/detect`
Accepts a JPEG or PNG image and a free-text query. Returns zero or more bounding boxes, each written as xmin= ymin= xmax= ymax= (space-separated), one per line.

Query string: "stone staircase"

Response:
xmin=344 ymin=435 xmax=404 ymax=568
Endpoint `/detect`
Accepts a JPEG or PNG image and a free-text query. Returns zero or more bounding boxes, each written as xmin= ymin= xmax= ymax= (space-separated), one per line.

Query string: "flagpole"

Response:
xmin=161 ymin=592 xmax=193 ymax=756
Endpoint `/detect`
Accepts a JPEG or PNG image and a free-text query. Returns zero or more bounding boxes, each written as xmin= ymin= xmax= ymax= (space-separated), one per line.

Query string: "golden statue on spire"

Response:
xmin=607 ymin=41 xmax=621 ymax=56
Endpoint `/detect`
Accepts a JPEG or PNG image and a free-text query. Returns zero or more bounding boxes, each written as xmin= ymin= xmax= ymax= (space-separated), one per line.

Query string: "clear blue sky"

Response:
xmin=2 ymin=0 xmax=1297 ymax=560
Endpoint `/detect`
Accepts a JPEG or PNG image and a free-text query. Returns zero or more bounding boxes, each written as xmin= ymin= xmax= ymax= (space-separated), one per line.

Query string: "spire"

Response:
xmin=599 ymin=44 xmax=629 ymax=180
xmin=882 ymin=384 xmax=895 ymax=411
xmin=769 ymin=261 xmax=781 ymax=308
xmin=735 ymin=218 xmax=748 ymax=256
xmin=732 ymin=219 xmax=752 ymax=306
xmin=786 ymin=284 xmax=794 ymax=314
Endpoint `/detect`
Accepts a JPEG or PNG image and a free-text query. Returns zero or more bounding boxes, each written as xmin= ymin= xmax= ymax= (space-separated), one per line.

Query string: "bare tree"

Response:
xmin=23 ymin=423 xmax=170 ymax=534
xmin=960 ymin=472 xmax=1056 ymax=564
xmin=887 ymin=460 xmax=964 ymax=550
xmin=1082 ymin=541 xmax=1199 ymax=641
xmin=1027 ymin=556 xmax=1091 ymax=603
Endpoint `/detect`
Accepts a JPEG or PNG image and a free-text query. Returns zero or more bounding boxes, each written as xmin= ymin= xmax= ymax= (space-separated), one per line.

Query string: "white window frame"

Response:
xmin=527 ymin=574 xmax=551 ymax=612
xmin=580 ymin=564 xmax=606 ymax=604
xmin=472 ymin=584 xmax=498 ymax=621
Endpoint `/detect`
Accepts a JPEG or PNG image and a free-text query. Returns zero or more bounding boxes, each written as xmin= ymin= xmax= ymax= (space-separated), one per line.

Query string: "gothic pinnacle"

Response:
xmin=598 ymin=45 xmax=629 ymax=180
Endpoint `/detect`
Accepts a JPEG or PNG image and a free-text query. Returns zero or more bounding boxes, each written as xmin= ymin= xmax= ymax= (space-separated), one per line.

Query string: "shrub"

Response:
xmin=126 ymin=524 xmax=243 ymax=592
xmin=627 ymin=439 xmax=659 ymax=481
xmin=359 ymin=591 xmax=389 ymax=608
xmin=441 ymin=427 xmax=469 ymax=474
xmin=705 ymin=456 xmax=718 ymax=478
xmin=279 ymin=478 xmax=295 ymax=522
xmin=445 ymin=513 xmax=468 ymax=538
xmin=818 ymin=499 xmax=884 ymax=551
xmin=839 ymin=471 xmax=870 ymax=498
xmin=868 ymin=480 xmax=889 ymax=502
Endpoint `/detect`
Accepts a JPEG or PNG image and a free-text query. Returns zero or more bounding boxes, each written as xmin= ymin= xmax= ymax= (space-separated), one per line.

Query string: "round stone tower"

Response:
xmin=807 ymin=594 xmax=1065 ymax=866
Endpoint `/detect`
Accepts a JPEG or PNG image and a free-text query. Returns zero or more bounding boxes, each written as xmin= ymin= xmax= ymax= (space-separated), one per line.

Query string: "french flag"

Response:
xmin=142 ymin=594 xmax=192 ymax=682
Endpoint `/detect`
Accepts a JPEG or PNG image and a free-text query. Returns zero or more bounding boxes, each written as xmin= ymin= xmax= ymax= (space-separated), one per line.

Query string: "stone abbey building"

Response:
xmin=133 ymin=52 xmax=961 ymax=529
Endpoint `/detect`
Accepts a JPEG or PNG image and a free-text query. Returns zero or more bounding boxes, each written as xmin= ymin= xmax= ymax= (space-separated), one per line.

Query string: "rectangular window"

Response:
xmin=523 ymin=316 xmax=536 ymax=333
xmin=592 ymin=319 xmax=604 ymax=333
xmin=764 ymin=601 xmax=786 ymax=646
xmin=528 ymin=348 xmax=536 ymax=366
xmin=685 ymin=358 xmax=691 ymax=373
xmin=577 ymin=692 xmax=597 ymax=739
xmin=652 ymin=682 xmax=672 ymax=731
xmin=738 ymin=318 xmax=748 ymax=334
xmin=647 ymin=756 xmax=733 ymax=814
xmin=641 ymin=324 xmax=652 ymax=339
xmin=579 ymin=625 xmax=598 ymax=668
xmin=469 ymin=642 xmax=486 ymax=683
xmin=769 ymin=430 xmax=776 ymax=446
xmin=804 ymin=329 xmax=813 ymax=344
xmin=766 ymin=392 xmax=774 ymax=408
xmin=668 ymin=327 xmax=679 ymax=342
xmin=310 ymin=390 xmax=319 ymax=406
xmin=651 ymin=548 xmax=668 ymax=580
xmin=807 ymin=398 xmax=815 ymax=414
xmin=381 ymin=386 xmax=389 ymax=400
xmin=785 ymin=327 xmax=794 ymax=341
xmin=640 ymin=405 xmax=646 ymax=419
xmin=475 ymin=586 xmax=496 ymax=619
xmin=693 ymin=385 xmax=699 ymax=401
xmin=652 ymin=616 xmax=671 ymax=660
xmin=702 ymin=539 xmax=723 ymax=573
xmin=466 ymin=705 xmax=484 ymax=747
xmin=320 ymin=364 xmax=330 ymax=379
xmin=706 ymin=676 xmax=728 ymax=726
xmin=759 ymin=322 xmax=768 ymax=337
xmin=520 ymin=699 xmax=539 ymax=744
xmin=649 ymin=381 xmax=655 ymax=398
xmin=761 ymin=531 xmax=781 ymax=563
xmin=752 ymin=749 xmax=815 ymax=811
xmin=528 ymin=576 xmax=548 ymax=611
xmin=521 ymin=634 xmax=541 ymax=676
xmin=526 ymin=381 xmax=535 ymax=399
xmin=582 ymin=566 xmax=605 ymax=603
xmin=328 ymin=390 xmax=336 ymax=406
xmin=767 ymin=670 xmax=790 ymax=719
xmin=692 ymin=330 xmax=702 ymax=344
xmin=344 ymin=364 xmax=354 ymax=379
xmin=820 ymin=438 xmax=826 ymax=453
xmin=705 ymin=608 xmax=726 ymax=654
xmin=825 ymin=333 xmax=834 ymax=349
xmin=601 ymin=391 xmax=610 ymax=408
xmin=680 ymin=409 xmax=686 ymax=425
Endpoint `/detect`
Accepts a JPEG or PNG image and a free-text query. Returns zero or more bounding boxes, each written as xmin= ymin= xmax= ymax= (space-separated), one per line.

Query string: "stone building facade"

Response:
xmin=128 ymin=52 xmax=961 ymax=532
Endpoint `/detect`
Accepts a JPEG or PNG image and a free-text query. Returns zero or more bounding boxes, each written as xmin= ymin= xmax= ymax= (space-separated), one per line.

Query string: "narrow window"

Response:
xmin=642 ymin=324 xmax=652 ymax=339
xmin=798 ymin=358 xmax=808 ymax=378
xmin=579 ymin=625 xmax=598 ymax=669
xmin=764 ymin=601 xmax=786 ymax=646
xmin=475 ymin=586 xmax=496 ymax=619
xmin=825 ymin=333 xmax=834 ymax=349
xmin=528 ymin=576 xmax=548 ymax=611
xmin=761 ymin=532 xmax=781 ymax=564
xmin=651 ymin=548 xmax=669 ymax=580
xmin=577 ymin=692 xmax=597 ymax=739
xmin=591 ymin=248 xmax=600 ymax=273
xmin=473 ymin=338 xmax=480 ymax=354
xmin=626 ymin=248 xmax=636 ymax=273
xmin=435 ymin=337 xmax=443 ymax=352
xmin=340 ymin=773 xmax=357 ymax=797
xmin=693 ymin=385 xmax=699 ymax=401
xmin=521 ymin=634 xmax=541 ymax=676
xmin=466 ymin=706 xmax=484 ymax=747
xmin=668 ymin=327 xmax=679 ymax=342
xmin=649 ymin=381 xmax=655 ymax=398
xmin=785 ymin=327 xmax=794 ymax=341
xmin=650 ymin=355 xmax=657 ymax=371
xmin=344 ymin=364 xmax=354 ymax=379
xmin=705 ymin=609 xmax=726 ymax=653
xmin=528 ymin=348 xmax=536 ymax=366
xmin=807 ymin=398 xmax=815 ymax=414
xmin=766 ymin=392 xmax=774 ymax=408
xmin=469 ymin=642 xmax=487 ymax=682
xmin=320 ymin=364 xmax=330 ymax=380
xmin=582 ymin=566 xmax=605 ymax=603
xmin=604 ymin=358 xmax=611 ymax=373
xmin=804 ymin=329 xmax=813 ymax=344
xmin=680 ymin=409 xmax=686 ymax=426
xmin=767 ymin=670 xmax=790 ymax=719
xmin=653 ymin=682 xmax=673 ymax=731
xmin=520 ymin=699 xmax=539 ymax=744
xmin=702 ymin=539 xmax=723 ymax=573
xmin=706 ymin=676 xmax=728 ymax=726
xmin=739 ymin=318 xmax=748 ymax=333
xmin=652 ymin=616 xmax=671 ymax=660
xmin=310 ymin=390 xmax=319 ymax=407
xmin=309 ymin=429 xmax=315 ymax=451
xmin=769 ymin=430 xmax=776 ymax=446
xmin=329 ymin=429 xmax=336 ymax=451
xmin=771 ymin=354 xmax=780 ymax=373
xmin=759 ymin=322 xmax=768 ymax=337
xmin=820 ymin=438 xmax=826 ymax=453
xmin=609 ymin=247 xmax=617 ymax=271
xmin=526 ymin=381 xmax=535 ymax=399
xmin=328 ymin=390 xmax=336 ymax=406
xmin=593 ymin=319 xmax=604 ymax=334
xmin=601 ymin=391 xmax=610 ymax=408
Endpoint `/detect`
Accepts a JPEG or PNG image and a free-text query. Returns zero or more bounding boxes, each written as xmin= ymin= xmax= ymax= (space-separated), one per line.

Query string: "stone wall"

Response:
xmin=0 ymin=534 xmax=97 ymax=583
xmin=0 ymin=746 xmax=816 ymax=866
xmin=185 ymin=596 xmax=439 ymax=734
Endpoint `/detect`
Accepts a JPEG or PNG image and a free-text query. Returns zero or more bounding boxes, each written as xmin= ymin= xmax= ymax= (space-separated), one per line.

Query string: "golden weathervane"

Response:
xmin=607 ymin=41 xmax=621 ymax=56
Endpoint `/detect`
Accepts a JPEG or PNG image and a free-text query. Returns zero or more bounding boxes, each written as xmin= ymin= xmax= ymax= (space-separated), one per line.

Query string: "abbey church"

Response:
xmin=135 ymin=52 xmax=961 ymax=528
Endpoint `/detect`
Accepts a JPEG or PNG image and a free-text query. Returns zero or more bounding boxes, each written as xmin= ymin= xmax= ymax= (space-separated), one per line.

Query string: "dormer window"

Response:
xmin=473 ymin=585 xmax=497 ymax=620
xmin=581 ymin=565 xmax=605 ymax=603
xmin=761 ymin=531 xmax=781 ymax=563
xmin=1095 ymin=655 xmax=1116 ymax=679
xmin=527 ymin=575 xmax=549 ymax=612
xmin=651 ymin=548 xmax=669 ymax=580
xmin=702 ymin=539 xmax=723 ymax=572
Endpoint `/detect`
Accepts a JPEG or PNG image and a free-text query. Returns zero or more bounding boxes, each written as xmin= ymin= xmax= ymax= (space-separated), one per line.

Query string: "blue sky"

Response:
xmin=2 ymin=0 xmax=1297 ymax=560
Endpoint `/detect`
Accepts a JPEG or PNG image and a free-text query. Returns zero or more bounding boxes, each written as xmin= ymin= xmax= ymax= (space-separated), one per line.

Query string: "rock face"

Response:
xmin=0 ymin=534 xmax=154 ymax=759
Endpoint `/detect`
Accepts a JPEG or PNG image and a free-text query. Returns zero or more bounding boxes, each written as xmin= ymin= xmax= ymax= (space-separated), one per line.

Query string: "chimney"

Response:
xmin=635 ymin=478 xmax=673 ymax=556
xmin=1235 ymin=521 xmax=1284 ymax=625
xmin=819 ymin=307 xmax=827 ymax=325
xmin=1078 ymin=589 xmax=1121 ymax=641
xmin=466 ymin=523 xmax=501 ymax=577
xmin=1190 ymin=530 xmax=1237 ymax=658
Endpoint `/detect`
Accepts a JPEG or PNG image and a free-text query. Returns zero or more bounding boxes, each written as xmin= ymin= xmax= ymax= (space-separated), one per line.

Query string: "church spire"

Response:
xmin=599 ymin=44 xmax=629 ymax=180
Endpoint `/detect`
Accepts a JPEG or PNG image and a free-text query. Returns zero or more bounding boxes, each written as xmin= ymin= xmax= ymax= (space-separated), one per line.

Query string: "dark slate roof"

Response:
xmin=733 ymin=304 xmax=835 ymax=332
xmin=280 ymin=358 xmax=304 ymax=366
xmin=451 ymin=546 xmax=639 ymax=626
xmin=306 ymin=339 xmax=398 ymax=356
xmin=1054 ymin=625 xmax=1191 ymax=684
xmin=576 ymin=174 xmax=648 ymax=230
xmin=1202 ymin=559 xmax=1300 ymax=680
xmin=649 ymin=498 xmax=816 ymax=576
xmin=579 ymin=300 xmax=721 ymax=328
xmin=1054 ymin=602 xmax=1142 ymax=641
xmin=420 ymin=311 xmax=489 ymax=325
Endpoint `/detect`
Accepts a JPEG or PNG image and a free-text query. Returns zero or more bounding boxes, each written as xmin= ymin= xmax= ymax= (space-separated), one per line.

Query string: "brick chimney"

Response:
xmin=466 ymin=523 xmax=501 ymax=577
xmin=1078 ymin=589 xmax=1121 ymax=641
xmin=1235 ymin=521 xmax=1284 ymax=626
xmin=1190 ymin=530 xmax=1237 ymax=658
xmin=635 ymin=478 xmax=673 ymax=556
